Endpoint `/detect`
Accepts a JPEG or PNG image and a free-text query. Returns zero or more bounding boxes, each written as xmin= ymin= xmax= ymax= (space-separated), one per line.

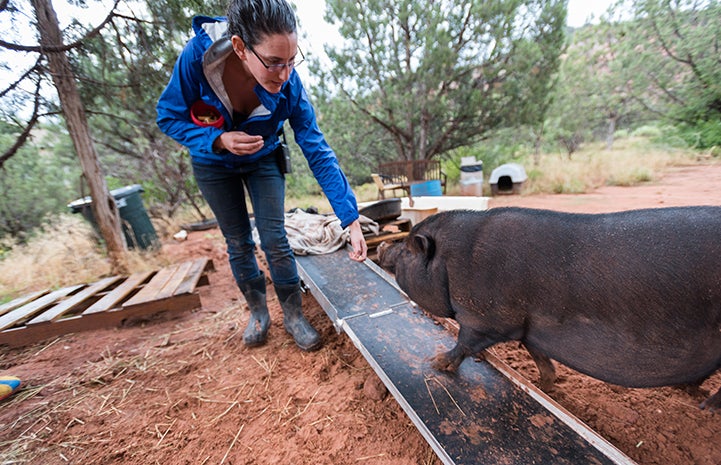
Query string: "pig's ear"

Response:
xmin=411 ymin=234 xmax=435 ymax=260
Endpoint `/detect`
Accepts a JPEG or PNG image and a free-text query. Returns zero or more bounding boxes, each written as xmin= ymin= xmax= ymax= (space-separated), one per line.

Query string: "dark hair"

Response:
xmin=226 ymin=0 xmax=297 ymax=47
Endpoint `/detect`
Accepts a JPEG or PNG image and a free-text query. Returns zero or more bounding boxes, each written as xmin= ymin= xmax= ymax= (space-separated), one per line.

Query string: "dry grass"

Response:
xmin=0 ymin=341 xmax=163 ymax=462
xmin=0 ymin=215 xmax=110 ymax=298
xmin=0 ymin=298 xmax=247 ymax=464
xmin=0 ymin=215 xmax=171 ymax=300
xmin=523 ymin=137 xmax=697 ymax=195
xmin=285 ymin=181 xmax=378 ymax=214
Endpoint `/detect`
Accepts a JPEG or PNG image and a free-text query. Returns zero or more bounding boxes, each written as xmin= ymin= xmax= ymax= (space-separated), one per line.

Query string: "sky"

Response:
xmin=2 ymin=0 xmax=617 ymax=67
xmin=566 ymin=0 xmax=618 ymax=27
xmin=26 ymin=0 xmax=617 ymax=56
xmin=291 ymin=0 xmax=617 ymax=81
xmin=293 ymin=0 xmax=617 ymax=53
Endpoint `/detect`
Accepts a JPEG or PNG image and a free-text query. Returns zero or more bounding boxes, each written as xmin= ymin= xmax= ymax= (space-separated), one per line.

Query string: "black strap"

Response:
xmin=277 ymin=126 xmax=288 ymax=144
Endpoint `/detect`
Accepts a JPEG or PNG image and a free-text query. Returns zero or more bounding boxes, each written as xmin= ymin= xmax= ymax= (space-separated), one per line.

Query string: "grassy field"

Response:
xmin=0 ymin=136 xmax=704 ymax=301
xmin=520 ymin=137 xmax=698 ymax=195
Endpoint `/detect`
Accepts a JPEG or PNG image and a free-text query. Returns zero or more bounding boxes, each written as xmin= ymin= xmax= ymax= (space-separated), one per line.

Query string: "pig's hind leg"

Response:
xmin=524 ymin=344 xmax=557 ymax=391
xmin=430 ymin=325 xmax=500 ymax=372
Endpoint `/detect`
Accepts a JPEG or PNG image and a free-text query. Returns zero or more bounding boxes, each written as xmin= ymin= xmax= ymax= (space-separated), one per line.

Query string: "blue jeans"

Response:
xmin=192 ymin=155 xmax=299 ymax=288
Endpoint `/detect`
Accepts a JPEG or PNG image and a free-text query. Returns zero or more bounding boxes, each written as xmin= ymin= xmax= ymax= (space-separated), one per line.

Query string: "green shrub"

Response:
xmin=698 ymin=118 xmax=721 ymax=148
xmin=670 ymin=118 xmax=721 ymax=150
xmin=0 ymin=136 xmax=80 ymax=243
xmin=631 ymin=125 xmax=663 ymax=138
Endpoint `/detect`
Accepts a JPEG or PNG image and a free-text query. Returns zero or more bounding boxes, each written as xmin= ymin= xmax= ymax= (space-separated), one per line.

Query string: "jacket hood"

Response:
xmin=192 ymin=16 xmax=228 ymax=46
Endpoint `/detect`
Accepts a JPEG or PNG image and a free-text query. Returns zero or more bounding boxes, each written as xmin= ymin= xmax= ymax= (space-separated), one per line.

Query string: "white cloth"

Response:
xmin=282 ymin=210 xmax=379 ymax=255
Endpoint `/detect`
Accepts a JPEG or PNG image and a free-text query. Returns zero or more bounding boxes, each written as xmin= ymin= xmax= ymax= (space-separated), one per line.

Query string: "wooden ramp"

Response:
xmin=0 ymin=258 xmax=213 ymax=347
xmin=296 ymin=249 xmax=637 ymax=465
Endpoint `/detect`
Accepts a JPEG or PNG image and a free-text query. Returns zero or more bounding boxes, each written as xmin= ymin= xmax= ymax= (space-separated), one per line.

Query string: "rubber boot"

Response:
xmin=238 ymin=272 xmax=271 ymax=347
xmin=274 ymin=283 xmax=322 ymax=352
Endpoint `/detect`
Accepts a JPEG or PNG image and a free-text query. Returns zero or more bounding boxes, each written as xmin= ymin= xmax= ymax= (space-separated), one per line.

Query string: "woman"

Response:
xmin=156 ymin=0 xmax=367 ymax=352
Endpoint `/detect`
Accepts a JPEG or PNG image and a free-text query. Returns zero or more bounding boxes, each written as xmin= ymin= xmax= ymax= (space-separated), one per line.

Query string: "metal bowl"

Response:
xmin=359 ymin=198 xmax=402 ymax=223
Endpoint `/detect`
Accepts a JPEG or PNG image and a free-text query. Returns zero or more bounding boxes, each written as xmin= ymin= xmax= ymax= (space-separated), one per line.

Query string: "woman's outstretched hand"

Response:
xmin=347 ymin=219 xmax=368 ymax=262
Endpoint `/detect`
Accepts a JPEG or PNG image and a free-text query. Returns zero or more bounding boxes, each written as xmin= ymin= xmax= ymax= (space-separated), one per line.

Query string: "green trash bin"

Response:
xmin=68 ymin=184 xmax=159 ymax=250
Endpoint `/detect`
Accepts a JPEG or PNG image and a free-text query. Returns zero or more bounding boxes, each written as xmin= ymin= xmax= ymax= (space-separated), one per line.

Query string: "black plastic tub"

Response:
xmin=359 ymin=198 xmax=402 ymax=223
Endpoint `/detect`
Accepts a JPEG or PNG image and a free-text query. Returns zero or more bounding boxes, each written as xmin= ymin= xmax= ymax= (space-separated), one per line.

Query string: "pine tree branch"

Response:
xmin=0 ymin=0 xmax=121 ymax=53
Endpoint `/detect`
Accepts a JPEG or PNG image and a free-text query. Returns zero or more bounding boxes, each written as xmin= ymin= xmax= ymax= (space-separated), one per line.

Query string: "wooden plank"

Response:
xmin=122 ymin=292 xmax=199 ymax=323
xmin=83 ymin=271 xmax=154 ymax=315
xmin=381 ymin=218 xmax=412 ymax=232
xmin=174 ymin=258 xmax=212 ymax=295
xmin=0 ymin=290 xmax=49 ymax=317
xmin=122 ymin=265 xmax=179 ymax=307
xmin=153 ymin=260 xmax=194 ymax=300
xmin=27 ymin=276 xmax=123 ymax=325
xmin=114 ymin=293 xmax=200 ymax=317
xmin=365 ymin=231 xmax=409 ymax=248
xmin=0 ymin=285 xmax=84 ymax=331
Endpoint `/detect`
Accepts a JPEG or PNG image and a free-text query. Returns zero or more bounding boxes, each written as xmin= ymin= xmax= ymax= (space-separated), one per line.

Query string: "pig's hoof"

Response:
xmin=538 ymin=373 xmax=557 ymax=392
xmin=430 ymin=353 xmax=460 ymax=372
xmin=538 ymin=380 xmax=557 ymax=393
xmin=700 ymin=392 xmax=721 ymax=412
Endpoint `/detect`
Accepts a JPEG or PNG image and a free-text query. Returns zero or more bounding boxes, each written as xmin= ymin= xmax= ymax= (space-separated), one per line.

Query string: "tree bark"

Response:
xmin=33 ymin=0 xmax=128 ymax=274
xmin=606 ymin=114 xmax=617 ymax=150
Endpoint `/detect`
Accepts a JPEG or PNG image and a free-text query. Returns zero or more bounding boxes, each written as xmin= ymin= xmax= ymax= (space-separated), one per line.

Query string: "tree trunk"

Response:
xmin=33 ymin=0 xmax=128 ymax=274
xmin=606 ymin=114 xmax=617 ymax=150
xmin=532 ymin=124 xmax=544 ymax=167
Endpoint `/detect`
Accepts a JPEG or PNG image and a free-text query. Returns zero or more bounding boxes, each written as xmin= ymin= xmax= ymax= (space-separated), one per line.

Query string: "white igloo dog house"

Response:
xmin=489 ymin=163 xmax=527 ymax=195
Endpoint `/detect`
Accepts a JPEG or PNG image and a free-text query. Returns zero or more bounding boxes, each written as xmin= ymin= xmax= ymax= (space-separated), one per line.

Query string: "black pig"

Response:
xmin=377 ymin=206 xmax=721 ymax=410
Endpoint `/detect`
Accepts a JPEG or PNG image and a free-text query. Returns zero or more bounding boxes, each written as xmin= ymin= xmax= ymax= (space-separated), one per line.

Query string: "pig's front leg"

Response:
xmin=430 ymin=326 xmax=500 ymax=372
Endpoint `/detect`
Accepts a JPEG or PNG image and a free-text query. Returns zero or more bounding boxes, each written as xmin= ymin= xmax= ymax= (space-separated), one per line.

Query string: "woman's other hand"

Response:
xmin=214 ymin=131 xmax=264 ymax=155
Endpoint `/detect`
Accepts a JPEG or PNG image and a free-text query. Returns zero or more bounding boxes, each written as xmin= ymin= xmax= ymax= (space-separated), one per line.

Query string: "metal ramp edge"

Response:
xmin=296 ymin=249 xmax=636 ymax=465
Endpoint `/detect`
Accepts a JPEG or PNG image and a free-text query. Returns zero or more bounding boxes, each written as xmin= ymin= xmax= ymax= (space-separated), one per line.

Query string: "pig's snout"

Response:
xmin=377 ymin=241 xmax=390 ymax=255
xmin=376 ymin=241 xmax=396 ymax=273
xmin=377 ymin=241 xmax=391 ymax=262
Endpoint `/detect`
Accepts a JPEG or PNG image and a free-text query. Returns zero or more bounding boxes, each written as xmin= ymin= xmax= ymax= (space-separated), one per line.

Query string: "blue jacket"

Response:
xmin=156 ymin=16 xmax=359 ymax=228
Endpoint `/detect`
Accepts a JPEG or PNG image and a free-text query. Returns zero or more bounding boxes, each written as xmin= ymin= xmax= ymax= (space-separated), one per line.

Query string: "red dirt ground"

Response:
xmin=2 ymin=162 xmax=721 ymax=465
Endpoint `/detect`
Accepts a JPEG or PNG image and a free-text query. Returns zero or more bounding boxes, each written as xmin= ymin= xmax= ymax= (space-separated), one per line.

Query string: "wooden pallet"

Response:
xmin=0 ymin=258 xmax=214 ymax=347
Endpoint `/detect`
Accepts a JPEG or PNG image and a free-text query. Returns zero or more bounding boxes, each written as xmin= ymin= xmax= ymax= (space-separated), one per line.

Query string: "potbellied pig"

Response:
xmin=377 ymin=207 xmax=721 ymax=410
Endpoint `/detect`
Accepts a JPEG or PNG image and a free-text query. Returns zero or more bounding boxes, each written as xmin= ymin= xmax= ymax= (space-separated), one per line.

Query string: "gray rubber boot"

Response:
xmin=274 ymin=283 xmax=322 ymax=352
xmin=238 ymin=272 xmax=271 ymax=347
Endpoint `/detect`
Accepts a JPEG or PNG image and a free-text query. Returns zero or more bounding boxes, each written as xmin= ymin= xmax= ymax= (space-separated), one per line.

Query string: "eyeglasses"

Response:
xmin=247 ymin=46 xmax=305 ymax=72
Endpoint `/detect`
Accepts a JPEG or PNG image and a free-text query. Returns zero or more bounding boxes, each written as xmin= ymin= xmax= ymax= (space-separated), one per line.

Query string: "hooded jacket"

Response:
xmin=156 ymin=16 xmax=359 ymax=228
